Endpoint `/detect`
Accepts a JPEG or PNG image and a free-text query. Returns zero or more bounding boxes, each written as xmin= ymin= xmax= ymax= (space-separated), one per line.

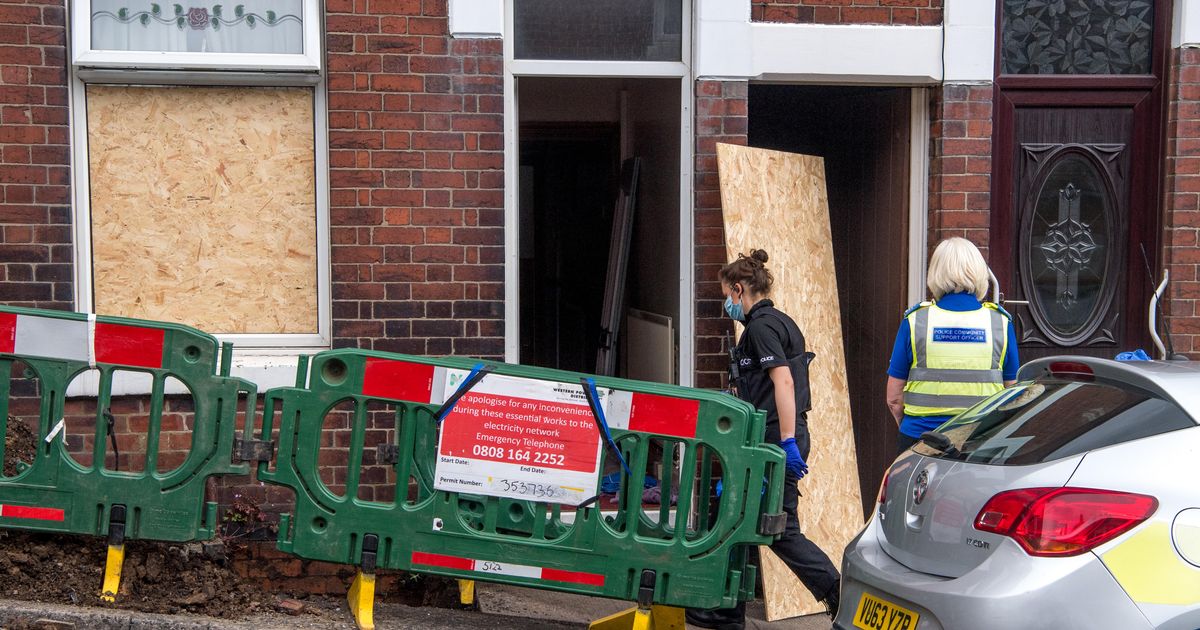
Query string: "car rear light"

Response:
xmin=1048 ymin=361 xmax=1094 ymax=379
xmin=974 ymin=487 xmax=1157 ymax=557
xmin=877 ymin=470 xmax=890 ymax=505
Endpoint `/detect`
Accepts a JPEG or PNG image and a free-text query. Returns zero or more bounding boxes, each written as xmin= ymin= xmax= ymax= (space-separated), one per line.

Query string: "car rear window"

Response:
xmin=911 ymin=378 xmax=1195 ymax=465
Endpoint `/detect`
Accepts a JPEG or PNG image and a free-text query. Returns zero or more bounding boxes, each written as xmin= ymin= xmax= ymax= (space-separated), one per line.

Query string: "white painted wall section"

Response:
xmin=449 ymin=0 xmax=503 ymax=39
xmin=1175 ymin=0 xmax=1200 ymax=47
xmin=743 ymin=23 xmax=944 ymax=83
xmin=944 ymin=0 xmax=996 ymax=82
xmin=694 ymin=0 xmax=994 ymax=84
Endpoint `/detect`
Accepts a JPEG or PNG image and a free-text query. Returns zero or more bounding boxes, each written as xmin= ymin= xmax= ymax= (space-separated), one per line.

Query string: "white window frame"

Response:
xmin=71 ymin=0 xmax=322 ymax=71
xmin=502 ymin=0 xmax=695 ymax=386
xmin=68 ymin=0 xmax=331 ymax=364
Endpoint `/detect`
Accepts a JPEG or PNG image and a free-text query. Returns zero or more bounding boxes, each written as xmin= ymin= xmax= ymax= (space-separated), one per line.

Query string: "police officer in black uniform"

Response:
xmin=686 ymin=249 xmax=841 ymax=630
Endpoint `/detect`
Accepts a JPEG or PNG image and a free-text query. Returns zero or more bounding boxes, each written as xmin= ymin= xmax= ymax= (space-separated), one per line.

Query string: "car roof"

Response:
xmin=1018 ymin=357 xmax=1200 ymax=420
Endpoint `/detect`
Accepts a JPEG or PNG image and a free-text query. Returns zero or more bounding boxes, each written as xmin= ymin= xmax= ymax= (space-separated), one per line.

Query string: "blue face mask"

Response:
xmin=724 ymin=295 xmax=745 ymax=322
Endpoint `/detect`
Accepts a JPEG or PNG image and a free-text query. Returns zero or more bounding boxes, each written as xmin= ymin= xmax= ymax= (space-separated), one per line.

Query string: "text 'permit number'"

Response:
xmin=853 ymin=592 xmax=920 ymax=630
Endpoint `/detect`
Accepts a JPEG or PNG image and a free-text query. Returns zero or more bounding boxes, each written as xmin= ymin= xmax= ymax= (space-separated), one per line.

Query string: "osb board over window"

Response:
xmin=86 ymin=85 xmax=317 ymax=334
xmin=717 ymin=143 xmax=862 ymax=620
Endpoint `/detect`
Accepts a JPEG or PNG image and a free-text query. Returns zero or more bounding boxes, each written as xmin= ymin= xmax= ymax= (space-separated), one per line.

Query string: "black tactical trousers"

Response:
xmin=771 ymin=469 xmax=841 ymax=601
xmin=692 ymin=471 xmax=840 ymax=622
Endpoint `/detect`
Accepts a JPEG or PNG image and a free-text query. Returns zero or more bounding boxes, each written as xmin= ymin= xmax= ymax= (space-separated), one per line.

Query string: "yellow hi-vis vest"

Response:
xmin=903 ymin=302 xmax=1009 ymax=417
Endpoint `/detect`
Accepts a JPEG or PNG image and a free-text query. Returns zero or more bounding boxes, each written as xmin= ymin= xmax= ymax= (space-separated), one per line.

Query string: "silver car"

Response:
xmin=835 ymin=357 xmax=1200 ymax=630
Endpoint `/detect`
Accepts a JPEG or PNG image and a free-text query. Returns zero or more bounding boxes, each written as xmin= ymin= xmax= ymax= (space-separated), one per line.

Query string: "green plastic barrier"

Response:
xmin=0 ymin=305 xmax=255 ymax=542
xmin=256 ymin=349 xmax=785 ymax=610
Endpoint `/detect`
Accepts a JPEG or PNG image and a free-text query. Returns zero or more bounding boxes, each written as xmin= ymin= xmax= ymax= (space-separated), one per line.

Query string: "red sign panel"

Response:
xmin=362 ymin=357 xmax=435 ymax=403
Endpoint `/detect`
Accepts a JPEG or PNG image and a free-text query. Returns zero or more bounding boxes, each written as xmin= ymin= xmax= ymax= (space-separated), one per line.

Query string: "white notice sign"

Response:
xmin=433 ymin=370 xmax=607 ymax=505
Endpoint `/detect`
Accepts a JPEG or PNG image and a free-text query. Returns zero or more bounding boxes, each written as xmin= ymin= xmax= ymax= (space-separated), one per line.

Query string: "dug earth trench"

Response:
xmin=3 ymin=416 xmax=36 ymax=477
xmin=0 ymin=412 xmax=458 ymax=620
xmin=0 ymin=531 xmax=462 ymax=619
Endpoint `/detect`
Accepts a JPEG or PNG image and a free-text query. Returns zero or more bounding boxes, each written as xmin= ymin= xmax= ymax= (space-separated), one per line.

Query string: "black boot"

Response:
xmin=684 ymin=602 xmax=746 ymax=630
xmin=821 ymin=580 xmax=841 ymax=619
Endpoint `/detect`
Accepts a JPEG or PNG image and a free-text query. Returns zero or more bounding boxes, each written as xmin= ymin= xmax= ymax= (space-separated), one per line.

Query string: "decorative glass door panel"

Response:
xmin=1019 ymin=146 xmax=1121 ymax=346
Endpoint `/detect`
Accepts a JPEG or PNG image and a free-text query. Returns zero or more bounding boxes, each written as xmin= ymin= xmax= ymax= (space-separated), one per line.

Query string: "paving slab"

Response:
xmin=0 ymin=584 xmax=832 ymax=629
xmin=475 ymin=582 xmax=832 ymax=630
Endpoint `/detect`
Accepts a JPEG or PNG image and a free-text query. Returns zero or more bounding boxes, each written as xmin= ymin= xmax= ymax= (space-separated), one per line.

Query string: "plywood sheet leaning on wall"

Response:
xmin=87 ymin=85 xmax=318 ymax=334
xmin=716 ymin=143 xmax=862 ymax=620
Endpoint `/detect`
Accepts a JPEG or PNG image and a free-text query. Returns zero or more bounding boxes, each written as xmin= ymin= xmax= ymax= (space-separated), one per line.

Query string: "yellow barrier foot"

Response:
xmin=588 ymin=605 xmax=684 ymax=630
xmin=100 ymin=543 xmax=125 ymax=603
xmin=457 ymin=579 xmax=475 ymax=606
xmin=347 ymin=569 xmax=376 ymax=630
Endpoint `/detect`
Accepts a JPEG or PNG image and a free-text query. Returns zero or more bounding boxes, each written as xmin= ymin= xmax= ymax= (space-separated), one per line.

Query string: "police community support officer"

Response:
xmin=686 ymin=249 xmax=841 ymax=630
xmin=886 ymin=237 xmax=1019 ymax=455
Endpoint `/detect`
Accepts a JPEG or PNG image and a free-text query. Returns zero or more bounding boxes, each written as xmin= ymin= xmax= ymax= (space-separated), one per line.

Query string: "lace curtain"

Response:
xmin=91 ymin=0 xmax=303 ymax=54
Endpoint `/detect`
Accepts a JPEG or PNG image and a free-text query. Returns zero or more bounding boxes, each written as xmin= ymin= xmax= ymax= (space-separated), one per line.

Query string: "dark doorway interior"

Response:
xmin=519 ymin=125 xmax=620 ymax=372
xmin=749 ymin=84 xmax=912 ymax=517
xmin=518 ymin=77 xmax=681 ymax=379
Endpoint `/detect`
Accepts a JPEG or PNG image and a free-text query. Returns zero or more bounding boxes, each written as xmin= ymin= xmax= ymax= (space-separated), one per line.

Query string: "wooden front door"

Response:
xmin=991 ymin=0 xmax=1170 ymax=362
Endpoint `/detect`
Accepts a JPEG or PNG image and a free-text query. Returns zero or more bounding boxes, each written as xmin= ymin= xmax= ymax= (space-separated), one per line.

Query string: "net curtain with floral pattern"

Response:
xmin=90 ymin=0 xmax=303 ymax=54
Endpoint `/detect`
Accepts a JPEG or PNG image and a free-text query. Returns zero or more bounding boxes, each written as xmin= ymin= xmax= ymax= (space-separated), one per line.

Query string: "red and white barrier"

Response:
xmin=360 ymin=357 xmax=702 ymax=439
xmin=411 ymin=551 xmax=605 ymax=587
xmin=0 ymin=312 xmax=165 ymax=369
xmin=0 ymin=503 xmax=65 ymax=522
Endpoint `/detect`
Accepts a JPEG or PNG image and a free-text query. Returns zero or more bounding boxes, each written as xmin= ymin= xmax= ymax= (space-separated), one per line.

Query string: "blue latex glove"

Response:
xmin=1115 ymin=349 xmax=1151 ymax=361
xmin=779 ymin=438 xmax=808 ymax=479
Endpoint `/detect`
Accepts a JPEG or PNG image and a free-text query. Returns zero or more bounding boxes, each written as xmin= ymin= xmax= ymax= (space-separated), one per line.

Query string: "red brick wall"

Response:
xmin=1163 ymin=48 xmax=1200 ymax=357
xmin=752 ymin=0 xmax=942 ymax=25
xmin=232 ymin=543 xmax=379 ymax=595
xmin=694 ymin=80 xmax=748 ymax=390
xmin=928 ymin=84 xmax=993 ymax=256
xmin=325 ymin=0 xmax=505 ymax=358
xmin=232 ymin=543 xmax=454 ymax=599
xmin=0 ymin=0 xmax=71 ymax=310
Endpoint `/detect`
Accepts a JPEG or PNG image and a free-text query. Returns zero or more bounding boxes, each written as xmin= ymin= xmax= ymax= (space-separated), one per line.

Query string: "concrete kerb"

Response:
xmin=0 ymin=597 xmax=583 ymax=630
xmin=0 ymin=586 xmax=833 ymax=629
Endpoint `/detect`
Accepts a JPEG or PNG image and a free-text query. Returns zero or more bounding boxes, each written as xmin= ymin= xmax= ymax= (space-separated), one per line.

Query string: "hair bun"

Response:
xmin=750 ymin=249 xmax=769 ymax=264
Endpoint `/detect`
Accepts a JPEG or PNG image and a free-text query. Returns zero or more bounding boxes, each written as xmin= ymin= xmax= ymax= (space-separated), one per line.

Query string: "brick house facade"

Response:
xmin=324 ymin=0 xmax=507 ymax=358
xmin=2 ymin=0 xmax=1199 ymax=562
xmin=1165 ymin=47 xmax=1200 ymax=355
xmin=0 ymin=1 xmax=72 ymax=311
xmin=751 ymin=0 xmax=943 ymax=25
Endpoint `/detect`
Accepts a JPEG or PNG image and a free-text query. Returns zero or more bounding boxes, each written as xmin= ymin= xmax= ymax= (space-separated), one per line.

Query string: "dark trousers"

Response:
xmin=696 ymin=471 xmax=840 ymax=619
xmin=771 ymin=469 xmax=841 ymax=600
xmin=896 ymin=432 xmax=919 ymax=456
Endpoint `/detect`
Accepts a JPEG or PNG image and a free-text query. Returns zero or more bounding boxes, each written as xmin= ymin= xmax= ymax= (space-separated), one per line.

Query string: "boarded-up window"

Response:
xmin=85 ymin=85 xmax=318 ymax=334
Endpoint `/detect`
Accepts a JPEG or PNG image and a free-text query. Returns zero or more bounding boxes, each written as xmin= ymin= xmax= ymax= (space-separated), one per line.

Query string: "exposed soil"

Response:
xmin=0 ymin=417 xmax=462 ymax=620
xmin=3 ymin=416 xmax=36 ymax=477
xmin=0 ymin=530 xmax=461 ymax=620
xmin=0 ymin=531 xmax=270 ymax=618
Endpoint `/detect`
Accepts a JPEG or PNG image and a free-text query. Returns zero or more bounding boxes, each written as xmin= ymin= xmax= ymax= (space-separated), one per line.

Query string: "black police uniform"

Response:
xmin=730 ymin=300 xmax=840 ymax=604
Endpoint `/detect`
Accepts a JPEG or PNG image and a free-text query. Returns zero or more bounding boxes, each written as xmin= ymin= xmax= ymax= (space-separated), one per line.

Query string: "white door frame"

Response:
xmin=908 ymin=87 xmax=931 ymax=306
xmin=502 ymin=1 xmax=695 ymax=385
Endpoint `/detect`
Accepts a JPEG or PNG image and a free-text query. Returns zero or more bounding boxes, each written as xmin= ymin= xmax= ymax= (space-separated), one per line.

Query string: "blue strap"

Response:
xmin=435 ymin=363 xmax=489 ymax=425
xmin=582 ymin=378 xmax=632 ymax=477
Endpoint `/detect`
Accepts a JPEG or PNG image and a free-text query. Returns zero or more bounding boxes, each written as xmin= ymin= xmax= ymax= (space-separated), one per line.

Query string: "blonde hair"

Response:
xmin=926 ymin=237 xmax=989 ymax=300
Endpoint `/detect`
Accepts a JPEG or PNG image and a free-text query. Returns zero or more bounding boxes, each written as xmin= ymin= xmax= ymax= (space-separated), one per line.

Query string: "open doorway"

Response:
xmin=518 ymin=77 xmax=681 ymax=382
xmin=749 ymin=85 xmax=912 ymax=515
